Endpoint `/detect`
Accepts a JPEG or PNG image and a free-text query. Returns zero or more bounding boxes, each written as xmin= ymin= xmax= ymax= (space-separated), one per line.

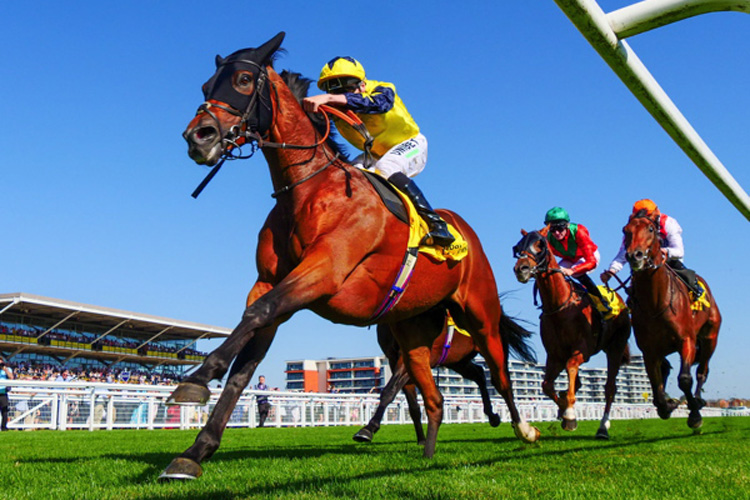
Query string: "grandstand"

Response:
xmin=0 ymin=292 xmax=230 ymax=378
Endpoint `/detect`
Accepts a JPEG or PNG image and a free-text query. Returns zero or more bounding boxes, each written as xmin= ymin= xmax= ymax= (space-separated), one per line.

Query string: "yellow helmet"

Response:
xmin=318 ymin=56 xmax=366 ymax=93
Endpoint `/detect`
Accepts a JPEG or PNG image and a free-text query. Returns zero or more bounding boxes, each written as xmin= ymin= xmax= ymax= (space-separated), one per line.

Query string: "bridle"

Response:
xmin=513 ymin=232 xmax=576 ymax=313
xmin=191 ymin=60 xmax=373 ymax=199
xmin=625 ymin=213 xmax=664 ymax=273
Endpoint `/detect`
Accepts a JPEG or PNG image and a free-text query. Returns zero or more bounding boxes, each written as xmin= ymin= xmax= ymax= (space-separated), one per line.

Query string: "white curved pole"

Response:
xmin=554 ymin=0 xmax=750 ymax=221
xmin=609 ymin=0 xmax=750 ymax=38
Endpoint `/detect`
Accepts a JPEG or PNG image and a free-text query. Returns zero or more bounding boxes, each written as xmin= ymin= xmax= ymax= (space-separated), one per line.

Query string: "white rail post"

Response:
xmin=553 ymin=0 xmax=750 ymax=220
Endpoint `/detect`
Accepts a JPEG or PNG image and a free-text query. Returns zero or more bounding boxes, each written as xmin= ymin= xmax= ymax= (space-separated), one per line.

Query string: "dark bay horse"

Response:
xmin=623 ymin=210 xmax=720 ymax=429
xmin=161 ymin=32 xmax=539 ymax=480
xmin=513 ymin=228 xmax=631 ymax=439
xmin=353 ymin=312 xmax=535 ymax=444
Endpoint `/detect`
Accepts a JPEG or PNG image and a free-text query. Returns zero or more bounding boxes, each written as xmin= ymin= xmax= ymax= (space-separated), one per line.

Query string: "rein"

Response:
xmin=190 ymin=63 xmax=374 ymax=199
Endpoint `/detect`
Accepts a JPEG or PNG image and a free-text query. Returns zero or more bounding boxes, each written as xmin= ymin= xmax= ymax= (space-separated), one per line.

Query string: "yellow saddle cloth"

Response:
xmin=589 ymin=286 xmax=627 ymax=321
xmin=690 ymin=280 xmax=711 ymax=311
xmin=394 ymin=187 xmax=468 ymax=262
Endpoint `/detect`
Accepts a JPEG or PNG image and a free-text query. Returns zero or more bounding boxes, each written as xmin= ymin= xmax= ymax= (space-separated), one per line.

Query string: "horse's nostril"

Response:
xmin=192 ymin=126 xmax=217 ymax=143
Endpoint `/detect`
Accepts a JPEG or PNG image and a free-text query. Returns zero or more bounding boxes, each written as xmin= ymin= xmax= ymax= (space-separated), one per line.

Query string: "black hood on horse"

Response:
xmin=200 ymin=32 xmax=285 ymax=135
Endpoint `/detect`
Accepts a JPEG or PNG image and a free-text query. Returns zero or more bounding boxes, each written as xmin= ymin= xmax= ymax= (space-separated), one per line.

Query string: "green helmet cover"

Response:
xmin=544 ymin=207 xmax=570 ymax=224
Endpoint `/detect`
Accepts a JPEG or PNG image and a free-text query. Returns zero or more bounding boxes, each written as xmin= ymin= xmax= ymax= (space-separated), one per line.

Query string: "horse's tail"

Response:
xmin=499 ymin=306 xmax=537 ymax=364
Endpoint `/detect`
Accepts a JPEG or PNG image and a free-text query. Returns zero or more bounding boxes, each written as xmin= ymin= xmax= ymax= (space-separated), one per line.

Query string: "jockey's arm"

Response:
xmin=302 ymin=93 xmax=347 ymax=113
xmin=663 ymin=216 xmax=684 ymax=260
xmin=345 ymin=85 xmax=395 ymax=114
xmin=602 ymin=241 xmax=627 ymax=283
xmin=570 ymin=224 xmax=597 ymax=276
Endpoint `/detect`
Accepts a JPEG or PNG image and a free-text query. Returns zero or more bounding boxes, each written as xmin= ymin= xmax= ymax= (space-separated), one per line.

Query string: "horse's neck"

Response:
xmin=632 ymin=260 xmax=672 ymax=310
xmin=537 ymin=265 xmax=572 ymax=310
xmin=263 ymin=70 xmax=341 ymax=198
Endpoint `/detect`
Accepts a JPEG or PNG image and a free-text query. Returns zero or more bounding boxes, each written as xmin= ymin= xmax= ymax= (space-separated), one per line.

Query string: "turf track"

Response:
xmin=0 ymin=417 xmax=747 ymax=499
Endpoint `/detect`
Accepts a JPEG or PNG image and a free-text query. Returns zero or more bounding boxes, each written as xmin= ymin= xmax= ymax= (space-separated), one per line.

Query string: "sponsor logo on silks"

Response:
xmin=391 ymin=139 xmax=419 ymax=156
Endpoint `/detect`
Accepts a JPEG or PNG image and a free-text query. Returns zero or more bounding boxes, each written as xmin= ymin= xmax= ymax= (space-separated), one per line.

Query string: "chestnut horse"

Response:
xmin=353 ymin=312 xmax=535 ymax=444
xmin=161 ymin=32 xmax=539 ymax=480
xmin=623 ymin=210 xmax=720 ymax=429
xmin=513 ymin=228 xmax=631 ymax=439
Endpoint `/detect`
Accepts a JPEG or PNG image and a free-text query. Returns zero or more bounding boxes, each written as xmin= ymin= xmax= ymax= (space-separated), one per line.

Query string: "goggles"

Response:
xmin=321 ymin=77 xmax=360 ymax=94
xmin=550 ymin=223 xmax=569 ymax=233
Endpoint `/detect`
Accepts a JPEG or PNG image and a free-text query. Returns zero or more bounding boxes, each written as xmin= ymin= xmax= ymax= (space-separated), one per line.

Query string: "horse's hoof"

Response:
xmin=353 ymin=428 xmax=374 ymax=443
xmin=158 ymin=457 xmax=203 ymax=482
xmin=488 ymin=413 xmax=501 ymax=427
xmin=166 ymin=382 xmax=211 ymax=406
xmin=561 ymin=418 xmax=578 ymax=432
xmin=513 ymin=421 xmax=541 ymax=443
xmin=688 ymin=412 xmax=703 ymax=430
xmin=595 ymin=427 xmax=610 ymax=440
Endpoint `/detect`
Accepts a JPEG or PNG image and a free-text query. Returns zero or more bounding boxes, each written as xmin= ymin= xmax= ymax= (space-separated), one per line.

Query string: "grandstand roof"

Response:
xmin=0 ymin=293 xmax=231 ymax=340
xmin=0 ymin=292 xmax=231 ymax=367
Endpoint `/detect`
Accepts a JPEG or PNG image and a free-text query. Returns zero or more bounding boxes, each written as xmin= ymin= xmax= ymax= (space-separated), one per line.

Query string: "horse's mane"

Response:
xmin=280 ymin=70 xmax=349 ymax=160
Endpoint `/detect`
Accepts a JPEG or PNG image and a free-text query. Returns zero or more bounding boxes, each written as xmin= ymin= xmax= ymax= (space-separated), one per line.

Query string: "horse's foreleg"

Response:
xmin=450 ymin=359 xmax=500 ymax=427
xmin=597 ymin=344 xmax=626 ymax=440
xmin=390 ymin=313 xmax=444 ymax=458
xmin=644 ymin=354 xmax=678 ymax=419
xmin=160 ymin=325 xmax=278 ymax=481
xmin=677 ymin=339 xmax=703 ymax=429
xmin=402 ymin=383 xmax=426 ymax=445
xmin=541 ymin=359 xmax=564 ymax=415
xmin=561 ymin=353 xmax=583 ymax=431
xmin=353 ymin=359 xmax=411 ymax=443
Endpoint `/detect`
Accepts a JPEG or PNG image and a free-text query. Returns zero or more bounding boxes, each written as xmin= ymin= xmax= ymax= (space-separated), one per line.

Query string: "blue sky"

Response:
xmin=3 ymin=2 xmax=749 ymax=399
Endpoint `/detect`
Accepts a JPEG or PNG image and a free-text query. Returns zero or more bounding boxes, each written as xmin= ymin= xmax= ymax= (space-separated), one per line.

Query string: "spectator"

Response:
xmin=254 ymin=375 xmax=271 ymax=428
xmin=0 ymin=359 xmax=14 ymax=431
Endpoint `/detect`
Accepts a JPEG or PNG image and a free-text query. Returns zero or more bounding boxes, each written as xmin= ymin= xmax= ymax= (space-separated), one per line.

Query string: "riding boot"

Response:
xmin=576 ymin=273 xmax=609 ymax=348
xmin=388 ymin=172 xmax=455 ymax=247
xmin=668 ymin=259 xmax=703 ymax=297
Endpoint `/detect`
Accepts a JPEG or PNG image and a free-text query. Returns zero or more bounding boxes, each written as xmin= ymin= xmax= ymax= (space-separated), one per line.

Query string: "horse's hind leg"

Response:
xmin=694 ymin=317 xmax=720 ymax=408
xmin=389 ymin=311 xmax=445 ymax=458
xmin=353 ymin=358 xmax=411 ymax=443
xmin=450 ymin=359 xmax=501 ymax=427
xmin=160 ymin=325 xmax=277 ymax=481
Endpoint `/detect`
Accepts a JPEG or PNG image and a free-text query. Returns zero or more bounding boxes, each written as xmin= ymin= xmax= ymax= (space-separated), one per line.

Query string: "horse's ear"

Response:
xmin=214 ymin=54 xmax=225 ymax=68
xmin=256 ymin=31 xmax=286 ymax=65
xmin=539 ymin=225 xmax=550 ymax=237
xmin=520 ymin=229 xmax=528 ymax=236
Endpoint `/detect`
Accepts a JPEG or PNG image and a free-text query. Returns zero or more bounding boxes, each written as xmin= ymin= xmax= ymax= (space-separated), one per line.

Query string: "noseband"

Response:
xmin=513 ymin=232 xmax=552 ymax=277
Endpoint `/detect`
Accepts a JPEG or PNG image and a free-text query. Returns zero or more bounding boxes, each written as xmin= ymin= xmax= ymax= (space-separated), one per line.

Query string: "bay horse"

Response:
xmin=623 ymin=209 xmax=720 ymax=429
xmin=353 ymin=311 xmax=535 ymax=444
xmin=513 ymin=228 xmax=631 ymax=439
xmin=161 ymin=32 xmax=539 ymax=480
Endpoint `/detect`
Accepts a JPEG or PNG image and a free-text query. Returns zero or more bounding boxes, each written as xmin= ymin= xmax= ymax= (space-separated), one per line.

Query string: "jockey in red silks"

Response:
xmin=544 ymin=206 xmax=610 ymax=311
xmin=601 ymin=199 xmax=703 ymax=296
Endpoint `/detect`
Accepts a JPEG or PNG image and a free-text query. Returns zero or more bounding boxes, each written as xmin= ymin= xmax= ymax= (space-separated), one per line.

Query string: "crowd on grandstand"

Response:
xmin=2 ymin=361 xmax=183 ymax=385
xmin=0 ymin=324 xmax=207 ymax=359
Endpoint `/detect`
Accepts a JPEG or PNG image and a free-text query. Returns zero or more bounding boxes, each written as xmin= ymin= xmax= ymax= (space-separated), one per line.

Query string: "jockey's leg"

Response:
xmin=668 ymin=259 xmax=703 ymax=296
xmin=373 ymin=134 xmax=454 ymax=248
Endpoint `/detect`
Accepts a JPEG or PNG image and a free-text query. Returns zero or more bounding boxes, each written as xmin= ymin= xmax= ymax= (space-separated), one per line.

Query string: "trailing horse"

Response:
xmin=160 ymin=32 xmax=539 ymax=480
xmin=623 ymin=209 xmax=720 ymax=429
xmin=513 ymin=228 xmax=631 ymax=439
xmin=353 ymin=310 xmax=535 ymax=444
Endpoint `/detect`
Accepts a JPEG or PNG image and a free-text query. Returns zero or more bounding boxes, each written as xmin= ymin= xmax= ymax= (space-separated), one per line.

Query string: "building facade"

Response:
xmin=286 ymin=353 xmax=652 ymax=404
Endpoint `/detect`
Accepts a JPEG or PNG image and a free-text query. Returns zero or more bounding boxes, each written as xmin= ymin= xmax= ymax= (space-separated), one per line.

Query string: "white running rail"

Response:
xmin=553 ymin=0 xmax=750 ymax=221
xmin=0 ymin=379 xmax=723 ymax=431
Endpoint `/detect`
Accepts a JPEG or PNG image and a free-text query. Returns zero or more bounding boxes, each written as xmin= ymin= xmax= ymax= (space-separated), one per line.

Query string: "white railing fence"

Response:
xmin=0 ymin=380 xmax=723 ymax=431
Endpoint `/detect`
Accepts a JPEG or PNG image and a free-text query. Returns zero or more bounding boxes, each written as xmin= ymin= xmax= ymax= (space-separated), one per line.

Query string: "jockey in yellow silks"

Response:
xmin=302 ymin=56 xmax=454 ymax=247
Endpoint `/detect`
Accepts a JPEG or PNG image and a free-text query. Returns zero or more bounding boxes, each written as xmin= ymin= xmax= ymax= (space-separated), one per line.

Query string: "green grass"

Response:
xmin=0 ymin=417 xmax=748 ymax=500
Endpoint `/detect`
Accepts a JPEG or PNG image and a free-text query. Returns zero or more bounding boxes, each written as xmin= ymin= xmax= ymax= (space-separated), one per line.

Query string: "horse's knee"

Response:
xmin=243 ymin=300 xmax=277 ymax=325
xmin=678 ymin=372 xmax=693 ymax=392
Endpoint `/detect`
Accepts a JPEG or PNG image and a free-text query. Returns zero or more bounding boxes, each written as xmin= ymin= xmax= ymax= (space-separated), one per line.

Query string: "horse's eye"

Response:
xmin=232 ymin=71 xmax=255 ymax=95
xmin=648 ymin=226 xmax=654 ymax=233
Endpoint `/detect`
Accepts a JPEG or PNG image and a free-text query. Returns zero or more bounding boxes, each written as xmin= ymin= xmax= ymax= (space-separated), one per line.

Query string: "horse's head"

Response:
xmin=623 ymin=209 xmax=663 ymax=271
xmin=513 ymin=229 xmax=550 ymax=283
xmin=183 ymin=32 xmax=285 ymax=166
